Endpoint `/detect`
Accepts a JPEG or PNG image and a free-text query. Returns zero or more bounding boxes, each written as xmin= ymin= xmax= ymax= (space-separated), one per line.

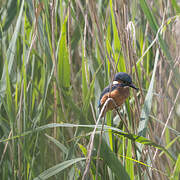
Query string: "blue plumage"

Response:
xmin=113 ymin=72 xmax=132 ymax=84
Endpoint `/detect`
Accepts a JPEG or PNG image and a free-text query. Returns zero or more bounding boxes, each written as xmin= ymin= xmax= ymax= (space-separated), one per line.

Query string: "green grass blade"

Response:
xmin=82 ymin=45 xmax=89 ymax=103
xmin=109 ymin=0 xmax=126 ymax=72
xmin=139 ymin=0 xmax=172 ymax=62
xmin=5 ymin=60 xmax=15 ymax=124
xmin=58 ymin=15 xmax=70 ymax=89
xmin=0 ymin=123 xmax=174 ymax=162
xmin=171 ymin=0 xmax=180 ymax=13
xmin=45 ymin=134 xmax=68 ymax=155
xmin=0 ymin=0 xmax=24 ymax=93
xmin=82 ymin=72 xmax=95 ymax=115
xmin=34 ymin=158 xmax=86 ymax=180
xmin=94 ymin=135 xmax=130 ymax=180
xmin=1 ymin=0 xmax=17 ymax=33
xmin=139 ymin=0 xmax=159 ymax=33
xmin=106 ymin=112 xmax=114 ymax=151
xmin=126 ymin=140 xmax=134 ymax=179
xmin=170 ymin=154 xmax=180 ymax=180
xmin=112 ymin=130 xmax=175 ymax=162
xmin=137 ymin=49 xmax=159 ymax=158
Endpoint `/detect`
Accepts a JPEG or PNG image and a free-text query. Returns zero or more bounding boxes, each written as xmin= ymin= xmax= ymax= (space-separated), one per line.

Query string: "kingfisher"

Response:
xmin=98 ymin=72 xmax=138 ymax=116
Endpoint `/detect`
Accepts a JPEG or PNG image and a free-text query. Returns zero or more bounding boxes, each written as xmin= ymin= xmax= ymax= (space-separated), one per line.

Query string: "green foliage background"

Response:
xmin=0 ymin=0 xmax=180 ymax=179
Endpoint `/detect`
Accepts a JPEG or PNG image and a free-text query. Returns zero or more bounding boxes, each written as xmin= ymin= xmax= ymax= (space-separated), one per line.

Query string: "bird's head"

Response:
xmin=113 ymin=72 xmax=139 ymax=91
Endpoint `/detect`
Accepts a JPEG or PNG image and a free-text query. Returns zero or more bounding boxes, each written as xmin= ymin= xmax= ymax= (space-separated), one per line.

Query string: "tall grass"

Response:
xmin=0 ymin=0 xmax=180 ymax=179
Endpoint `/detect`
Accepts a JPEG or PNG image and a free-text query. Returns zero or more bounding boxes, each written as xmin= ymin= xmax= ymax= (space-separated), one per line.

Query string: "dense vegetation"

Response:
xmin=0 ymin=0 xmax=180 ymax=179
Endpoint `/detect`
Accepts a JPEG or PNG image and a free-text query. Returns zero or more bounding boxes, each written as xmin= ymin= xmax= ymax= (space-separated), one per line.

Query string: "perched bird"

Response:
xmin=98 ymin=72 xmax=138 ymax=116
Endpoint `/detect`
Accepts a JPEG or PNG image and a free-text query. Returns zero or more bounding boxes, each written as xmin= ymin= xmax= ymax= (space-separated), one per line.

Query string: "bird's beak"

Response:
xmin=129 ymin=83 xmax=139 ymax=91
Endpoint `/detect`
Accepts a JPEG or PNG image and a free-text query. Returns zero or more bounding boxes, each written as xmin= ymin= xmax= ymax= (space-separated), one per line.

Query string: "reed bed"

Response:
xmin=0 ymin=0 xmax=180 ymax=179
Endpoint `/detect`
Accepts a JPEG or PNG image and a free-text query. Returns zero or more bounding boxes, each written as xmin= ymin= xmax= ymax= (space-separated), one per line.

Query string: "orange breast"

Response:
xmin=100 ymin=86 xmax=130 ymax=112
